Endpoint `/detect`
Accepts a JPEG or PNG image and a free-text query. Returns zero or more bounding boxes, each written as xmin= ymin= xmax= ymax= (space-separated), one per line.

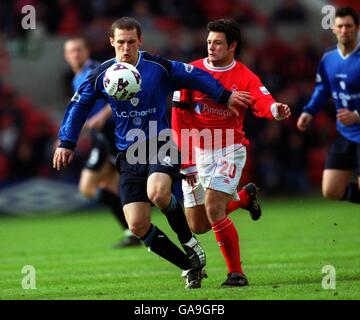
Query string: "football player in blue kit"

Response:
xmin=54 ymin=17 xmax=252 ymax=289
xmin=297 ymin=7 xmax=360 ymax=204
xmin=64 ymin=36 xmax=141 ymax=247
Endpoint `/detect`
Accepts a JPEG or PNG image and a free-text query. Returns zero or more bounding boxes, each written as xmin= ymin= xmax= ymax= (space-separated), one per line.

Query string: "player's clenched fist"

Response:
xmin=297 ymin=112 xmax=313 ymax=131
xmin=275 ymin=103 xmax=291 ymax=119
xmin=53 ymin=147 xmax=75 ymax=171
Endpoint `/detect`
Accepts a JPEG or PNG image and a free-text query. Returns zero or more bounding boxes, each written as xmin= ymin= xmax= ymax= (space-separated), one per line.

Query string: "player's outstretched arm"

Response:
xmin=53 ymin=147 xmax=75 ymax=171
xmin=227 ymin=91 xmax=253 ymax=116
xmin=297 ymin=112 xmax=313 ymax=131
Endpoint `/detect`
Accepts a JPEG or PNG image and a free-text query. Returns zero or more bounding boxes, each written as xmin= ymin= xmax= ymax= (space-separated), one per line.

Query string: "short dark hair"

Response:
xmin=111 ymin=17 xmax=142 ymax=38
xmin=207 ymin=19 xmax=242 ymax=56
xmin=335 ymin=7 xmax=359 ymax=26
xmin=65 ymin=35 xmax=89 ymax=48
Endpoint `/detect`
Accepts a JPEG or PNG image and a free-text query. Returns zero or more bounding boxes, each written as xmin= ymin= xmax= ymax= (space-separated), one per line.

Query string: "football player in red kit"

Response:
xmin=172 ymin=19 xmax=291 ymax=287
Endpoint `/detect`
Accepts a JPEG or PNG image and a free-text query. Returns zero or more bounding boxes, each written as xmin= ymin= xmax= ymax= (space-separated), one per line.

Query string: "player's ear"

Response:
xmin=109 ymin=37 xmax=115 ymax=47
xmin=331 ymin=25 xmax=336 ymax=35
xmin=139 ymin=36 xmax=144 ymax=46
xmin=229 ymin=41 xmax=237 ymax=53
xmin=331 ymin=19 xmax=338 ymax=35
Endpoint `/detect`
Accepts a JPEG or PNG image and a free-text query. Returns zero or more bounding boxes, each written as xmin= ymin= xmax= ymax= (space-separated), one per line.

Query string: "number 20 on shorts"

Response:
xmin=219 ymin=159 xmax=236 ymax=179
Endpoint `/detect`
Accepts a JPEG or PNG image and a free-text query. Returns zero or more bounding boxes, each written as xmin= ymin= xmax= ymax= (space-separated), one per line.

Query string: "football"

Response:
xmin=103 ymin=62 xmax=142 ymax=100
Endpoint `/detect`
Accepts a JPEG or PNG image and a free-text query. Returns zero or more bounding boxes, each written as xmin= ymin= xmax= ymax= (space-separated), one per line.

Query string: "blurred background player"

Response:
xmin=63 ymin=36 xmax=141 ymax=247
xmin=172 ymin=18 xmax=291 ymax=287
xmin=297 ymin=7 xmax=360 ymax=205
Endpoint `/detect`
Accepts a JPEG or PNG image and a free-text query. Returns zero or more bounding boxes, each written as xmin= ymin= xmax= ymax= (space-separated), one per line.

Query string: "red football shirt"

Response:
xmin=172 ymin=58 xmax=276 ymax=168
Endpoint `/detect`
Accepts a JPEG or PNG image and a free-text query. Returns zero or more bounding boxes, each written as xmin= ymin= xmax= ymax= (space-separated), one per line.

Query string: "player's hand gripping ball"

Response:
xmin=103 ymin=62 xmax=142 ymax=100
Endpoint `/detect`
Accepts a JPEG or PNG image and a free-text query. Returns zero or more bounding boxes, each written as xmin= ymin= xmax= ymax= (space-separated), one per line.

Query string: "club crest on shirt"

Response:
xmin=71 ymin=92 xmax=81 ymax=102
xmin=130 ymin=97 xmax=139 ymax=106
xmin=183 ymin=63 xmax=194 ymax=73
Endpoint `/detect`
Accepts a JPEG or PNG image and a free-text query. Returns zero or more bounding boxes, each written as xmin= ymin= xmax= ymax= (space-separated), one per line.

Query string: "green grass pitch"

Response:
xmin=0 ymin=197 xmax=359 ymax=300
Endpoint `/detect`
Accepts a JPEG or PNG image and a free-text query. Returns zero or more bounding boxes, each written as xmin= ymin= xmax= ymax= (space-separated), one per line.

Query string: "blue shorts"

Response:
xmin=116 ymin=141 xmax=185 ymax=205
xmin=325 ymin=135 xmax=360 ymax=175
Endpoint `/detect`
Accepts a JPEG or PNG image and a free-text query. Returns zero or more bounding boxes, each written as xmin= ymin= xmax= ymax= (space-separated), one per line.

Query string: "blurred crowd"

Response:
xmin=0 ymin=0 xmax=352 ymax=194
xmin=0 ymin=85 xmax=57 ymax=186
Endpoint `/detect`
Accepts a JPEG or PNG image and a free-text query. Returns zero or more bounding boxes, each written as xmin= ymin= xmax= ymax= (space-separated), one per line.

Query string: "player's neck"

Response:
xmin=73 ymin=66 xmax=82 ymax=74
xmin=206 ymin=56 xmax=234 ymax=68
xmin=74 ymin=60 xmax=88 ymax=75
xmin=338 ymin=41 xmax=357 ymax=57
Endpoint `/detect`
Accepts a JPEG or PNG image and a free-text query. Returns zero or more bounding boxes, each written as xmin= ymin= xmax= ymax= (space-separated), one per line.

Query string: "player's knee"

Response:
xmin=79 ymin=184 xmax=96 ymax=199
xmin=205 ymin=201 xmax=224 ymax=221
xmin=128 ymin=222 xmax=149 ymax=239
xmin=322 ymin=186 xmax=344 ymax=200
xmin=148 ymin=189 xmax=169 ymax=208
xmin=189 ymin=221 xmax=210 ymax=234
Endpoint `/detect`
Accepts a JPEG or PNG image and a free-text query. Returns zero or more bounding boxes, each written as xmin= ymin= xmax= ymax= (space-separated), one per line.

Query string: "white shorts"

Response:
xmin=181 ymin=144 xmax=246 ymax=208
xmin=182 ymin=172 xmax=205 ymax=208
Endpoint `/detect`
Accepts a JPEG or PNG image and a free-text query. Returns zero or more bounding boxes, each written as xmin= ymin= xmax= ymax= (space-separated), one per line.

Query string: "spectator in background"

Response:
xmin=0 ymin=85 xmax=57 ymax=182
xmin=57 ymin=0 xmax=82 ymax=35
xmin=282 ymin=131 xmax=310 ymax=194
xmin=254 ymin=28 xmax=293 ymax=95
xmin=0 ymin=87 xmax=24 ymax=179
xmin=271 ymin=0 xmax=307 ymax=24
xmin=131 ymin=0 xmax=156 ymax=31
xmin=233 ymin=0 xmax=269 ymax=28
xmin=197 ymin=0 xmax=235 ymax=22
xmin=332 ymin=0 xmax=360 ymax=13
xmin=254 ymin=121 xmax=284 ymax=194
xmin=0 ymin=33 xmax=10 ymax=84
xmin=83 ymin=17 xmax=113 ymax=62
xmin=158 ymin=0 xmax=206 ymax=30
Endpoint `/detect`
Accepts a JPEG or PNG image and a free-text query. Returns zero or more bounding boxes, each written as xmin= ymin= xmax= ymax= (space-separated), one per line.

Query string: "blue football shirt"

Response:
xmin=303 ymin=43 xmax=360 ymax=143
xmin=59 ymin=51 xmax=231 ymax=152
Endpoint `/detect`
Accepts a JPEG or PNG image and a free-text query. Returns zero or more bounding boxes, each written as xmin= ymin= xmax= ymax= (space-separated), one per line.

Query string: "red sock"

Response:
xmin=225 ymin=189 xmax=250 ymax=215
xmin=211 ymin=216 xmax=243 ymax=274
